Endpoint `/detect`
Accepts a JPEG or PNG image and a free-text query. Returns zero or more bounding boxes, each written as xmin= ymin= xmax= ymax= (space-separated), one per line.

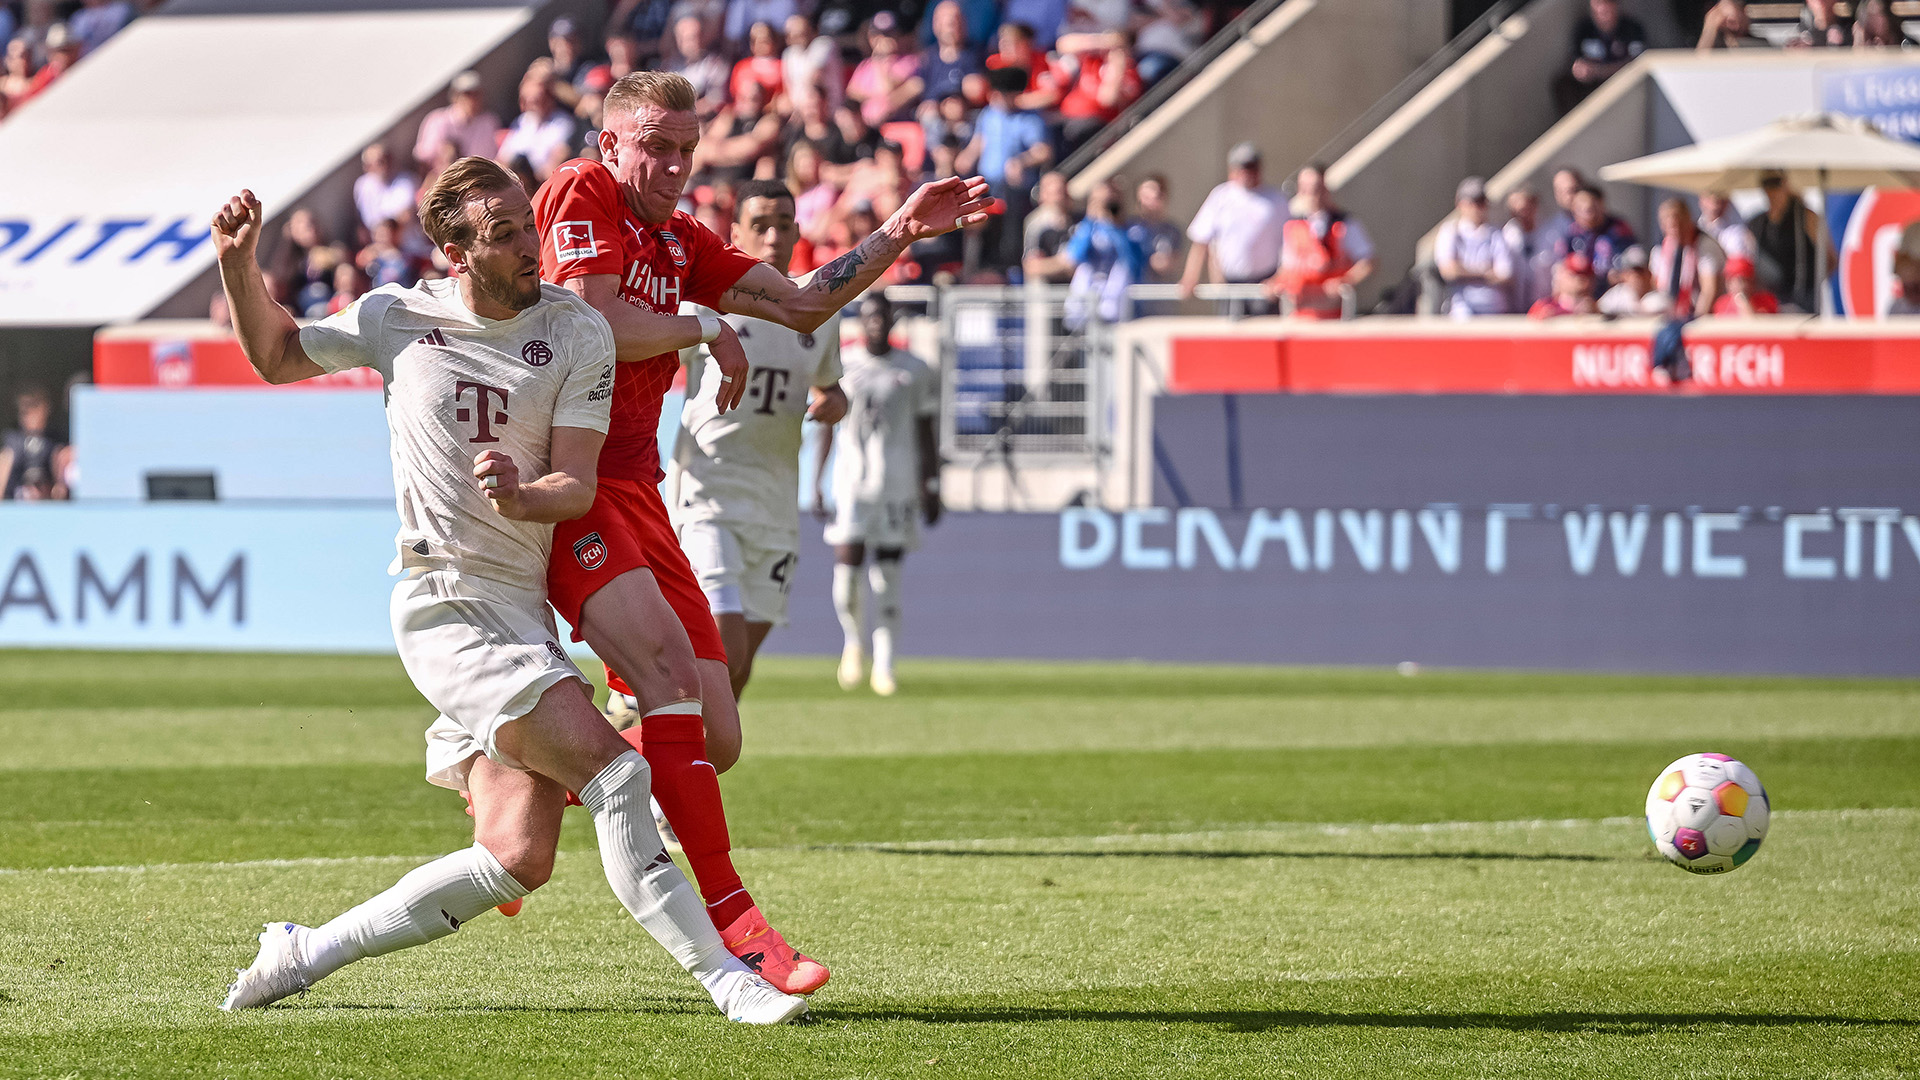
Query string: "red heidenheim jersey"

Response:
xmin=533 ymin=158 xmax=759 ymax=481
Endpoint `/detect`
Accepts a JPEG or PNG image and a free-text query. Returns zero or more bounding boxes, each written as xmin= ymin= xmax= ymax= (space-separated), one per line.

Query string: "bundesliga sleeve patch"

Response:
xmin=573 ymin=531 xmax=608 ymax=570
xmin=554 ymin=221 xmax=598 ymax=262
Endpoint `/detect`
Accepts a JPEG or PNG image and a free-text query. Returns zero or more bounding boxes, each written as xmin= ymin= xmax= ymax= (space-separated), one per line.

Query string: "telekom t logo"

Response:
xmin=454 ymin=381 xmax=509 ymax=443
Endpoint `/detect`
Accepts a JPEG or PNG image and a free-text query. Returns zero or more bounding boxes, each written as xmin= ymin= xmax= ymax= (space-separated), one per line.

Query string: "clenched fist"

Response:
xmin=210 ymin=189 xmax=265 ymax=265
xmin=473 ymin=450 xmax=524 ymax=517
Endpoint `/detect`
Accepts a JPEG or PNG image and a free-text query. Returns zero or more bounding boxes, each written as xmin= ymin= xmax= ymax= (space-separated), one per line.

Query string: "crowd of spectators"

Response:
xmin=0 ymin=1 xmax=147 ymax=121
xmin=213 ymin=0 xmax=1233 ymax=316
xmin=1429 ymin=164 xmax=1839 ymax=321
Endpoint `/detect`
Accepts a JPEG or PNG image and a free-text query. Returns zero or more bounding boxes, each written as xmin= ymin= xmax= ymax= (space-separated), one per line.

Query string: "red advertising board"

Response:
xmin=1169 ymin=320 xmax=1920 ymax=395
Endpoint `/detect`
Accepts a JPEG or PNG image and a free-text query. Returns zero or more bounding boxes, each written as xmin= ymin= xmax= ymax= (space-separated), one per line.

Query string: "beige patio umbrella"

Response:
xmin=1599 ymin=113 xmax=1920 ymax=315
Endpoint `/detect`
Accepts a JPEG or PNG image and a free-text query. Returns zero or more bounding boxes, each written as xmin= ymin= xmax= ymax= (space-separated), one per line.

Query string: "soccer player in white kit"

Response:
xmin=812 ymin=293 xmax=941 ymax=696
xmin=208 ymin=158 xmax=806 ymax=1024
xmin=668 ymin=179 xmax=849 ymax=698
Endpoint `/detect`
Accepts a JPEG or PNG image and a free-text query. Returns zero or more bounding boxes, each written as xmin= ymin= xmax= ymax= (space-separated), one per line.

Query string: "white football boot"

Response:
xmin=869 ymin=664 xmax=897 ymax=697
xmin=715 ymin=968 xmax=810 ymax=1025
xmin=220 ymin=922 xmax=312 ymax=1010
xmin=836 ymin=642 xmax=865 ymax=691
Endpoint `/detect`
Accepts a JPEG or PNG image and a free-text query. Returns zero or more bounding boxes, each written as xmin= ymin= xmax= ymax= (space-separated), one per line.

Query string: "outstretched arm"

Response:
xmin=211 ymin=190 xmax=324 ymax=385
xmin=563 ymin=274 xmax=750 ymax=412
xmin=718 ymin=175 xmax=994 ymax=332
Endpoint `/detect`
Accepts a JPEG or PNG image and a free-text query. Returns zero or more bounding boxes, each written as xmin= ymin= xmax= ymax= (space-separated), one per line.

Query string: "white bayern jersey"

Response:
xmin=668 ymin=305 xmax=842 ymax=542
xmin=831 ymin=343 xmax=937 ymax=506
xmin=299 ymin=278 xmax=615 ymax=594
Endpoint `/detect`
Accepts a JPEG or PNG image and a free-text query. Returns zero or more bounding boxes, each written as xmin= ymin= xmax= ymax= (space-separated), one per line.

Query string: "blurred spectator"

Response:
xmin=783 ymin=14 xmax=845 ymax=111
xmin=921 ymin=92 xmax=975 ymax=150
xmin=730 ymin=21 xmax=787 ymax=106
xmin=1697 ymin=190 xmax=1754 ymax=257
xmin=846 ymin=12 xmax=924 ymax=127
xmin=1699 ymin=0 xmax=1768 ymax=49
xmin=1502 ymin=186 xmax=1555 ymax=314
xmin=700 ymin=80 xmax=784 ymax=184
xmin=497 ymin=77 xmax=577 ymax=182
xmin=667 ymin=16 xmax=732 ymax=118
xmin=671 ymin=0 xmax=730 ymax=40
xmin=1022 ymin=170 xmax=1080 ymax=283
xmin=1651 ymin=196 xmax=1724 ymax=316
xmin=609 ymin=0 xmax=677 ymax=67
xmin=327 ymin=261 xmax=371 ymax=316
xmin=1049 ymin=32 xmax=1143 ymax=156
xmin=1790 ymin=0 xmax=1851 ymax=47
xmin=1126 ymin=173 xmax=1183 ymax=282
xmin=1545 ymin=166 xmax=1585 ymax=244
xmin=1273 ymin=162 xmax=1374 ymax=319
xmin=987 ymin=23 xmax=1059 ymax=111
xmin=1530 ymin=254 xmax=1601 ymax=318
xmin=786 ymin=92 xmax=872 ymax=181
xmin=920 ymin=1 xmax=982 ymax=107
xmin=788 ymin=139 xmax=841 ymax=243
xmin=959 ymin=64 xmax=1053 ymax=267
xmin=2 ymin=38 xmax=35 ymax=110
xmin=15 ymin=0 xmax=56 ymax=64
xmin=837 ymin=140 xmax=912 ymax=223
xmin=546 ymin=17 xmax=589 ymax=89
xmin=1712 ymin=257 xmax=1780 ymax=314
xmin=595 ymin=32 xmax=645 ymax=84
xmin=694 ymin=198 xmax=732 ymax=237
xmin=1179 ymin=141 xmax=1285 ymax=314
xmin=68 ymin=0 xmax=133 ymax=55
xmin=273 ymin=209 xmax=347 ymax=315
xmin=1063 ymin=178 xmax=1145 ymax=325
xmin=726 ymin=0 xmax=798 ymax=52
xmin=917 ymin=0 xmax=1000 ymax=48
xmin=1596 ymin=245 xmax=1671 ymax=316
xmin=358 ymin=219 xmax=418 ymax=291
xmin=907 ymin=136 xmax=970 ymax=278
xmin=1134 ymin=0 xmax=1205 ymax=85
xmin=1556 ymin=185 xmax=1636 ymax=290
xmin=1556 ymin=0 xmax=1644 ymax=113
xmin=1854 ymin=0 xmax=1908 ymax=47
xmin=1746 ymin=171 xmax=1830 ymax=312
xmin=23 ymin=23 xmax=78 ymax=101
xmin=1004 ymin=0 xmax=1068 ymax=49
xmin=414 ymin=71 xmax=504 ymax=170
xmin=1 ymin=386 xmax=62 ymax=501
xmin=1433 ymin=177 xmax=1513 ymax=318
xmin=353 ymin=144 xmax=419 ymax=237
xmin=1063 ymin=0 xmax=1131 ymax=35
xmin=0 ymin=5 xmax=12 ymax=44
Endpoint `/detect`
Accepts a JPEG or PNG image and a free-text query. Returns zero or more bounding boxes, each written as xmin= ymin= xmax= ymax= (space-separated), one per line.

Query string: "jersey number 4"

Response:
xmin=454 ymin=381 xmax=510 ymax=443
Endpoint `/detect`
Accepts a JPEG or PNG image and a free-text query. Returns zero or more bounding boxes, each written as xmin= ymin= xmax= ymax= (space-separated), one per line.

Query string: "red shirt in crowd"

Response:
xmin=532 ymin=158 xmax=760 ymax=481
xmin=1052 ymin=51 xmax=1141 ymax=122
xmin=1711 ymin=290 xmax=1779 ymax=315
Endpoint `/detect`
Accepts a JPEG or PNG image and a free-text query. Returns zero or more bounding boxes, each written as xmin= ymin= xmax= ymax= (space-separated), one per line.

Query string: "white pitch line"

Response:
xmin=0 ymin=808 xmax=1909 ymax=876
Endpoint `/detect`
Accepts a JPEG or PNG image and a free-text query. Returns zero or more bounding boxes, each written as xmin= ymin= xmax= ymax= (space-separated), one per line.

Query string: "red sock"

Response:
xmin=622 ymin=715 xmax=756 ymax=931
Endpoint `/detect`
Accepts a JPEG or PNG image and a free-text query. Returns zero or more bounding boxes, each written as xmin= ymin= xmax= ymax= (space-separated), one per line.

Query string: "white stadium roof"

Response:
xmin=0 ymin=2 xmax=535 ymax=326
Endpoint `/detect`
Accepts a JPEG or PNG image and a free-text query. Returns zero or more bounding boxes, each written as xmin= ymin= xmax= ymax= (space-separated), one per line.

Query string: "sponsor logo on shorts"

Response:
xmin=546 ymin=641 xmax=568 ymax=663
xmin=522 ymin=340 xmax=553 ymax=367
xmin=554 ymin=220 xmax=597 ymax=261
xmin=573 ymin=531 xmax=609 ymax=570
xmin=659 ymin=229 xmax=688 ymax=268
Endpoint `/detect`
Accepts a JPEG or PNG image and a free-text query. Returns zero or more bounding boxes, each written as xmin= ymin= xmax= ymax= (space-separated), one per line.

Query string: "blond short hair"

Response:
xmin=604 ymin=70 xmax=697 ymax=122
xmin=417 ymin=157 xmax=521 ymax=249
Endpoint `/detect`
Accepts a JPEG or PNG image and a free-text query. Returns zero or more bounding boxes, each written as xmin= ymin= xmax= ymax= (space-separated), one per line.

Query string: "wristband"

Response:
xmin=697 ymin=315 xmax=723 ymax=344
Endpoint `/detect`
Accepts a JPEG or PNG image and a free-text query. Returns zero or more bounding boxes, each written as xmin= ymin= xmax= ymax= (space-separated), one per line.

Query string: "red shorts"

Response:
xmin=549 ymin=476 xmax=727 ymax=669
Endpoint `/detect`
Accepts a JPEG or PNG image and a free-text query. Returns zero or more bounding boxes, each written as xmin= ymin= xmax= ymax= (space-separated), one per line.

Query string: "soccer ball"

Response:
xmin=1645 ymin=753 xmax=1770 ymax=874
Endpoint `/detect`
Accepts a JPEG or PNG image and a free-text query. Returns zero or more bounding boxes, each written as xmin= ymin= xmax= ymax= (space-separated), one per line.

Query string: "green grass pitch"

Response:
xmin=0 ymin=649 xmax=1916 ymax=1077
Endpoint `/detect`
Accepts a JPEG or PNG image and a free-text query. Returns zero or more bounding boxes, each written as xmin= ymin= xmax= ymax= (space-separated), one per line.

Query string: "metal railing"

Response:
xmin=884 ymin=282 xmax=1271 ymax=470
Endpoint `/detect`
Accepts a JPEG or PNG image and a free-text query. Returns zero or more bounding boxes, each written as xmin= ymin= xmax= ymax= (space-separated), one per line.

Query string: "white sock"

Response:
xmin=301 ymin=843 xmax=528 ymax=982
xmin=576 ymin=750 xmax=747 ymax=1000
xmin=869 ymin=559 xmax=901 ymax=671
xmin=832 ymin=563 xmax=863 ymax=651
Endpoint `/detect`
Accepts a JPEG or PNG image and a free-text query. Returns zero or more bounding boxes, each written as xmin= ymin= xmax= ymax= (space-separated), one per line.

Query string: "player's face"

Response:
xmin=602 ymin=103 xmax=702 ymax=224
xmin=731 ymin=195 xmax=799 ymax=271
xmin=860 ymin=304 xmax=892 ymax=351
xmin=455 ymin=185 xmax=543 ymax=314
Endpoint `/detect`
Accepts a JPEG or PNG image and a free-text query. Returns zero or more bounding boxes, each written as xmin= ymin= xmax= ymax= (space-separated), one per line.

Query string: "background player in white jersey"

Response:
xmin=812 ymin=293 xmax=941 ymax=696
xmin=209 ymin=158 xmax=805 ymax=1024
xmin=669 ymin=179 xmax=848 ymax=698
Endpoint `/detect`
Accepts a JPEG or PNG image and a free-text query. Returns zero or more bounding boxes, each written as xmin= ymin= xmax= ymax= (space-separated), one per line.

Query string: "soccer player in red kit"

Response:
xmin=519 ymin=71 xmax=990 ymax=994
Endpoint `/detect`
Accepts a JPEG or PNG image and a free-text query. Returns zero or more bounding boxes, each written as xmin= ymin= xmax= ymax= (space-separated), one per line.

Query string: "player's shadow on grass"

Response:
xmin=821 ymin=1005 xmax=1918 ymax=1034
xmin=849 ymin=847 xmax=1620 ymax=863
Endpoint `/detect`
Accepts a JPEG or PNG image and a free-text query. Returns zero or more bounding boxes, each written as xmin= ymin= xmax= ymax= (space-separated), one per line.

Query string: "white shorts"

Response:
xmin=823 ymin=496 xmax=919 ymax=552
xmin=677 ymin=519 xmax=798 ymax=626
xmin=390 ymin=569 xmax=587 ymax=790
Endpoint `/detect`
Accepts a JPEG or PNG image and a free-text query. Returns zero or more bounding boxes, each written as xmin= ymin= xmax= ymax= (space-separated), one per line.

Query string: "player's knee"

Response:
xmin=481 ymin=839 xmax=554 ymax=891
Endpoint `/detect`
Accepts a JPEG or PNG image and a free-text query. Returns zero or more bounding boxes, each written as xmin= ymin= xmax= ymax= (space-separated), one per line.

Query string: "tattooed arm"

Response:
xmin=717 ymin=174 xmax=995 ymax=332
